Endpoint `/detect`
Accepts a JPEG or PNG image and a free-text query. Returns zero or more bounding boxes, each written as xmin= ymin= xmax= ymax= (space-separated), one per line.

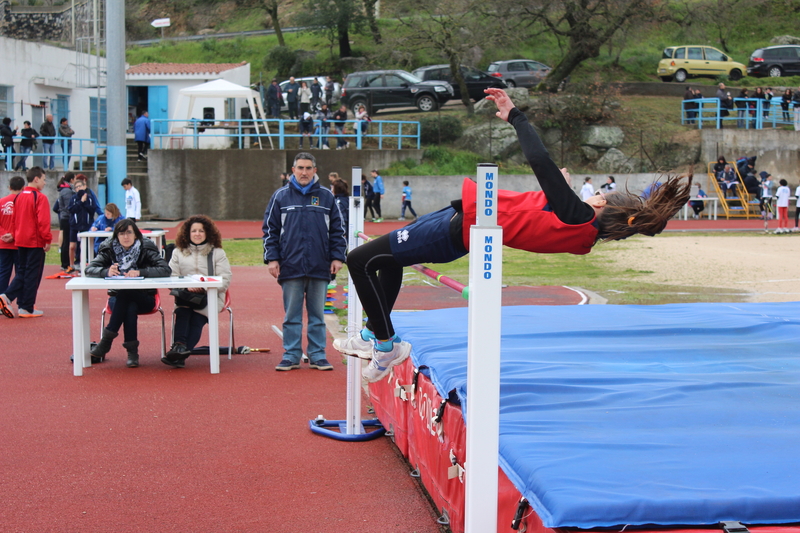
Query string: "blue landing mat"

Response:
xmin=392 ymin=303 xmax=800 ymax=529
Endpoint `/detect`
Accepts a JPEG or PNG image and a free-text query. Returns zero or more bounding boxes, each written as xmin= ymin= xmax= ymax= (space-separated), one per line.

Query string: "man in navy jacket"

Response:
xmin=263 ymin=152 xmax=347 ymax=371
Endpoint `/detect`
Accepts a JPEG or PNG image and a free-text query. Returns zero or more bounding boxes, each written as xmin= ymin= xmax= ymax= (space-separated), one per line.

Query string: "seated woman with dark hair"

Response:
xmin=164 ymin=215 xmax=231 ymax=368
xmin=85 ymin=219 xmax=171 ymax=367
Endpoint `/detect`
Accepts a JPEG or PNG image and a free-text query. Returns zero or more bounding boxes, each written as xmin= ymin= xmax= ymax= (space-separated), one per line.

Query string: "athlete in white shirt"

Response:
xmin=580 ymin=177 xmax=595 ymax=201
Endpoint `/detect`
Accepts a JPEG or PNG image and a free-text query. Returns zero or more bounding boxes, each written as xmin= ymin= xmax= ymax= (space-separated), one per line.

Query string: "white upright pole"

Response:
xmin=464 ymin=164 xmax=503 ymax=532
xmin=346 ymin=166 xmax=366 ymax=435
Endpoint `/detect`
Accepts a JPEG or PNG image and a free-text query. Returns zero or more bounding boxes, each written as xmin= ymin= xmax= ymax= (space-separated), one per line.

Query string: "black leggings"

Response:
xmin=106 ymin=290 xmax=156 ymax=342
xmin=364 ymin=197 xmax=376 ymax=219
xmin=59 ymin=218 xmax=71 ymax=269
xmin=795 ymin=206 xmax=799 ymax=228
xmin=346 ymin=234 xmax=403 ymax=340
xmin=372 ymin=195 xmax=382 ymax=218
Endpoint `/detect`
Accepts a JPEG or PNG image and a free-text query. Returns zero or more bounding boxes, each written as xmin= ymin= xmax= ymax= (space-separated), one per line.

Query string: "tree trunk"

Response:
xmin=448 ymin=56 xmax=474 ymax=114
xmin=338 ymin=24 xmax=352 ymax=57
xmin=266 ymin=0 xmax=285 ymax=47
xmin=363 ymin=0 xmax=382 ymax=44
xmin=540 ymin=41 xmax=600 ymax=92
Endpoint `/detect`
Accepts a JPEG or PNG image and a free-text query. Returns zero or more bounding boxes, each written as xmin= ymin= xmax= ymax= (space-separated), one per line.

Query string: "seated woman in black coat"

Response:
xmin=85 ymin=219 xmax=171 ymax=367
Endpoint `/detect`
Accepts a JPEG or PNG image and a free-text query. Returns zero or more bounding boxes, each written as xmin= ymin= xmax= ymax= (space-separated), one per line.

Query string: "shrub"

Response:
xmin=419 ymin=115 xmax=463 ymax=145
xmin=264 ymin=46 xmax=298 ymax=78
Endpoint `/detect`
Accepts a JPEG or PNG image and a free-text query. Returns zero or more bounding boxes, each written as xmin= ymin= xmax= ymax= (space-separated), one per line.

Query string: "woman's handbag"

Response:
xmin=170 ymin=250 xmax=214 ymax=309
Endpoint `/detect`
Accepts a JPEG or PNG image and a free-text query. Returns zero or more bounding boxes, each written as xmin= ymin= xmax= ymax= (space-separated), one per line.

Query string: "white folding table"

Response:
xmin=681 ymin=197 xmax=718 ymax=220
xmin=66 ymin=276 xmax=223 ymax=376
xmin=78 ymin=230 xmax=167 ymax=275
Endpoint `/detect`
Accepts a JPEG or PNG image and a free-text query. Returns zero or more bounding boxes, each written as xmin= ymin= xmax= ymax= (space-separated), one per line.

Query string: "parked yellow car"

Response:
xmin=658 ymin=46 xmax=746 ymax=82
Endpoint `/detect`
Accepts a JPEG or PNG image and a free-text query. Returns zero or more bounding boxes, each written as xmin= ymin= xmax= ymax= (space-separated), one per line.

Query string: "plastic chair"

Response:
xmin=171 ymin=290 xmax=235 ymax=359
xmin=100 ymin=292 xmax=166 ymax=359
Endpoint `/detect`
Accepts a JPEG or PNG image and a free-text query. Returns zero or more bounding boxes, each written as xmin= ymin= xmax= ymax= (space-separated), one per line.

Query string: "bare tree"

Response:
xmin=395 ymin=0 xmax=504 ymax=114
xmin=264 ymin=0 xmax=286 ymax=47
xmin=297 ymin=0 xmax=366 ymax=57
xmin=500 ymin=0 xmax=657 ymax=92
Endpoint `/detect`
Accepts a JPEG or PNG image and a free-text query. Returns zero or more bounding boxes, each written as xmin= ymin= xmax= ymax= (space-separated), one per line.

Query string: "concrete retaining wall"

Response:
xmin=700 ymin=129 xmax=800 ymax=182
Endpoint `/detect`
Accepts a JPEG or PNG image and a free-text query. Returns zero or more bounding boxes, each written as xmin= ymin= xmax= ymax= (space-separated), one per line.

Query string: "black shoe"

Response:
xmin=162 ymin=342 xmax=190 ymax=368
xmin=309 ymin=358 xmax=334 ymax=371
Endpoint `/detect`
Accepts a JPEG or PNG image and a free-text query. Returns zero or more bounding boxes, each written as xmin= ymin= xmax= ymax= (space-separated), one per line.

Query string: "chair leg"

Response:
xmin=170 ymin=310 xmax=176 ymax=347
xmin=100 ymin=308 xmax=106 ymax=340
xmin=227 ymin=307 xmax=234 ymax=360
xmin=158 ymin=308 xmax=166 ymax=359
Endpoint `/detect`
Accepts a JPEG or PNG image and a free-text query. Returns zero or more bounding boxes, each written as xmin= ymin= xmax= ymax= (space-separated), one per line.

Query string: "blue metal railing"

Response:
xmin=150 ymin=118 xmax=421 ymax=150
xmin=2 ymin=136 xmax=103 ymax=172
xmin=681 ymin=97 xmax=799 ymax=129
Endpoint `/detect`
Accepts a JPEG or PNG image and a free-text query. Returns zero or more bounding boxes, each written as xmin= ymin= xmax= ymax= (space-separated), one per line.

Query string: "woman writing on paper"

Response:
xmin=85 ymin=219 xmax=171 ymax=367
xmin=164 ymin=215 xmax=231 ymax=368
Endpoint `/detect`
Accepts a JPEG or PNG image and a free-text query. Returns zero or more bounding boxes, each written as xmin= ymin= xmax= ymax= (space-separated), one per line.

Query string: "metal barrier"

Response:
xmin=2 ymin=136 xmax=103 ymax=172
xmin=151 ymin=118 xmax=421 ymax=150
xmin=681 ymin=97 xmax=799 ymax=129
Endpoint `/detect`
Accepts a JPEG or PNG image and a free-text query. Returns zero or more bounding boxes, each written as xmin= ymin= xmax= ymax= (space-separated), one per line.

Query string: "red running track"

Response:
xmin=0 ymin=266 xmax=444 ymax=532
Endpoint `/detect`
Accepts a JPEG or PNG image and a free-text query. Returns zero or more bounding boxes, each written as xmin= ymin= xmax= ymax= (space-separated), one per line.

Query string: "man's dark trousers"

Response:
xmin=4 ymin=247 xmax=46 ymax=311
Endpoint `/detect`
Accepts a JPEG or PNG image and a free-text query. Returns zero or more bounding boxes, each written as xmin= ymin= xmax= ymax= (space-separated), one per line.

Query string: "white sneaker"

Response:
xmin=398 ymin=217 xmax=406 ymax=221
xmin=322 ymin=145 xmax=330 ymax=150
xmin=362 ymin=341 xmax=412 ymax=383
xmin=18 ymin=308 xmax=43 ymax=318
xmin=333 ymin=330 xmax=375 ymax=359
xmin=0 ymin=293 xmax=14 ymax=318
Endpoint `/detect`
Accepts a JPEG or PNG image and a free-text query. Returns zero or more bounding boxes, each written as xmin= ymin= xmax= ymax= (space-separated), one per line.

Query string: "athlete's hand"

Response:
xmin=560 ymin=168 xmax=571 ymax=187
xmin=484 ymin=88 xmax=514 ymax=122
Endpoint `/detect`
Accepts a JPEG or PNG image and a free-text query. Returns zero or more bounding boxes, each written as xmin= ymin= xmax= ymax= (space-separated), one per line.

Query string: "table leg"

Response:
xmin=713 ymin=200 xmax=718 ymax=220
xmin=80 ymin=236 xmax=87 ymax=275
xmin=72 ymin=290 xmax=91 ymax=376
xmin=207 ymin=288 xmax=220 ymax=374
xmin=682 ymin=204 xmax=688 ymax=220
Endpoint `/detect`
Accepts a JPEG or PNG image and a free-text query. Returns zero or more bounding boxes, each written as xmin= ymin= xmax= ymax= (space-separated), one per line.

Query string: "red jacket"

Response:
xmin=9 ymin=186 xmax=52 ymax=248
xmin=460 ymin=178 xmax=598 ymax=256
xmin=0 ymin=192 xmax=17 ymax=250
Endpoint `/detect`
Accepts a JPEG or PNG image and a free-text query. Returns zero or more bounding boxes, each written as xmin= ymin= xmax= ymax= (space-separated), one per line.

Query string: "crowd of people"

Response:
xmin=684 ymin=83 xmax=800 ymax=129
xmin=1 ymin=114 xmax=76 ymax=170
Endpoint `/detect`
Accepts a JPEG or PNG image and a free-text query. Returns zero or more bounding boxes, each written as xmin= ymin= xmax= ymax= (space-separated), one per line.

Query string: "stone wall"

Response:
xmin=145 ymin=149 xmax=425 ymax=220
xmin=0 ymin=0 xmax=91 ymax=43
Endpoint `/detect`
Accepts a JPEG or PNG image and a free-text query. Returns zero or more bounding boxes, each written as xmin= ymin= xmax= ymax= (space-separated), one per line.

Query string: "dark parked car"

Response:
xmin=486 ymin=59 xmax=551 ymax=87
xmin=747 ymin=45 xmax=800 ymax=78
xmin=411 ymin=64 xmax=507 ymax=101
xmin=340 ymin=70 xmax=454 ymax=114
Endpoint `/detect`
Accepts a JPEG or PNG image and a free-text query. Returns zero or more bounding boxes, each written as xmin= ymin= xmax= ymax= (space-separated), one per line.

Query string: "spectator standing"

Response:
xmin=262 ymin=152 xmax=346 ymax=371
xmin=715 ymin=83 xmax=726 ymax=103
xmin=684 ymin=86 xmax=697 ymax=124
xmin=781 ymin=89 xmax=792 ymax=122
xmin=84 ymin=220 xmax=171 ymax=367
xmin=689 ymin=182 xmax=707 ymax=219
xmin=14 ymin=121 xmax=37 ymax=171
xmin=90 ymin=202 xmax=124 ymax=253
xmin=39 ymin=114 xmax=56 ymax=170
xmin=371 ymin=169 xmax=384 ymax=222
xmin=333 ymin=104 xmax=349 ymax=149
xmin=720 ymin=92 xmax=734 ymax=127
xmin=310 ymin=78 xmax=323 ymax=111
xmin=122 ymin=178 xmax=141 ymax=220
xmin=399 ymin=180 xmax=417 ymax=221
xmin=332 ymin=178 xmax=350 ymax=240
xmin=0 ymin=176 xmax=24 ymax=293
xmin=794 ymin=182 xmax=800 ymax=232
xmin=280 ymin=172 xmax=289 ymax=187
xmin=774 ymin=179 xmax=791 ymax=233
xmin=736 ymin=88 xmax=750 ymax=128
xmin=59 ymin=117 xmax=75 ymax=170
xmin=361 ymin=175 xmax=376 ymax=221
xmin=165 ymin=215 xmax=232 ymax=367
xmin=1 ymin=117 xmax=17 ymax=169
xmin=580 ymin=177 xmax=594 ymax=201
xmin=55 ymin=173 xmax=75 ymax=271
xmin=764 ymin=87 xmax=775 ymax=119
xmin=267 ymin=79 xmax=283 ymax=118
xmin=600 ymin=176 xmax=616 ymax=193
xmin=284 ymin=76 xmax=300 ymax=120
xmin=134 ymin=111 xmax=150 ymax=161
xmin=752 ymin=87 xmax=767 ymax=125
xmin=298 ymin=112 xmax=314 ymax=149
xmin=298 ymin=81 xmax=312 ymax=115
xmin=325 ymin=76 xmax=335 ymax=107
xmin=316 ymin=103 xmax=331 ymax=149
xmin=793 ymin=85 xmax=800 ymax=131
xmin=0 ymin=167 xmax=52 ymax=318
xmin=67 ymin=175 xmax=96 ymax=267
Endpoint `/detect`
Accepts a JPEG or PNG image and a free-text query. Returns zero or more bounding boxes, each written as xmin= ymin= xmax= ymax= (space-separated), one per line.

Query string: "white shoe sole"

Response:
xmin=362 ymin=342 xmax=412 ymax=383
xmin=333 ymin=336 xmax=374 ymax=359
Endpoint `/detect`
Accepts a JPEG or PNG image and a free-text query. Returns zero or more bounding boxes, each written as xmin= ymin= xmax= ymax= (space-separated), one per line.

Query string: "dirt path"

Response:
xmin=611 ymin=233 xmax=800 ymax=302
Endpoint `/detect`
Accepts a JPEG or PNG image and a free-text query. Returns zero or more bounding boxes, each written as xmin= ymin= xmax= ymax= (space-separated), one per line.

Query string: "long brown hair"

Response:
xmin=175 ymin=214 xmax=223 ymax=249
xmin=596 ymin=174 xmax=692 ymax=242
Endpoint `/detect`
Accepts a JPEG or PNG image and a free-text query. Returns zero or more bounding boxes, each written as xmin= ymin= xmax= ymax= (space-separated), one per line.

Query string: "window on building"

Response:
xmin=0 ymin=86 xmax=14 ymax=119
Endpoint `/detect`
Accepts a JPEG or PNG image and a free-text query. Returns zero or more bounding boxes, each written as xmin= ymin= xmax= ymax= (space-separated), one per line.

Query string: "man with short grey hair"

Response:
xmin=39 ymin=114 xmax=56 ymax=170
xmin=263 ymin=152 xmax=347 ymax=371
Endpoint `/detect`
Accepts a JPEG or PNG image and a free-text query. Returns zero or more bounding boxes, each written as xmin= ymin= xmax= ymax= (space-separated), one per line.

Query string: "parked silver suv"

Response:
xmin=486 ymin=59 xmax=551 ymax=88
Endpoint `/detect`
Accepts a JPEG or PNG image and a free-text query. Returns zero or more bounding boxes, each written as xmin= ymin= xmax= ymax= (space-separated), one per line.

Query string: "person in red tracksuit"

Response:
xmin=337 ymin=88 xmax=692 ymax=383
xmin=0 ymin=167 xmax=52 ymax=318
xmin=0 ymin=176 xmax=24 ymax=294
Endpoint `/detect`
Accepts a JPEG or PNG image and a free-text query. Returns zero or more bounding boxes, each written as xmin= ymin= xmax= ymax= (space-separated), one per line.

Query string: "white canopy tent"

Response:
xmin=173 ymin=79 xmax=271 ymax=149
